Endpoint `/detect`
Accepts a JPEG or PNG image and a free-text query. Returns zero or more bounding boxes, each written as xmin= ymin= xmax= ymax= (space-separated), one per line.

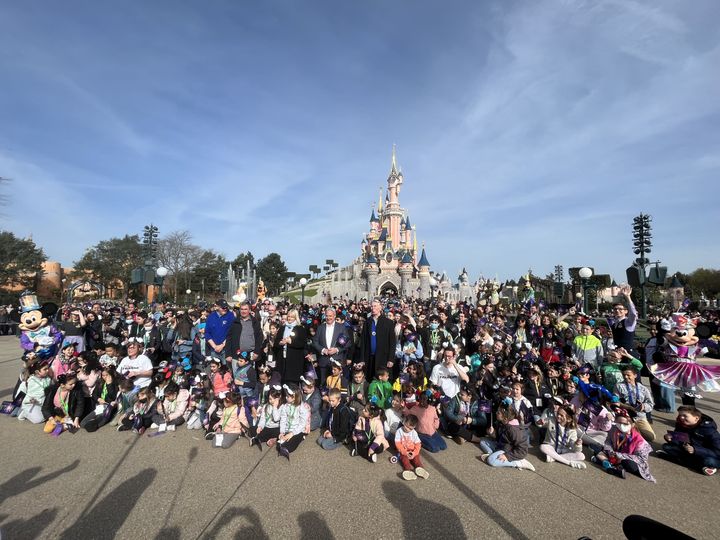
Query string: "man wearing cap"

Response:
xmin=313 ymin=307 xmax=351 ymax=384
xmin=359 ymin=299 xmax=396 ymax=378
xmin=205 ymin=299 xmax=236 ymax=365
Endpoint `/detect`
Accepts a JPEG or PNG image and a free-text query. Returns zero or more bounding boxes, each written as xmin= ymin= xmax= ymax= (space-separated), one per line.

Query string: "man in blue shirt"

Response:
xmin=204 ymin=299 xmax=235 ymax=365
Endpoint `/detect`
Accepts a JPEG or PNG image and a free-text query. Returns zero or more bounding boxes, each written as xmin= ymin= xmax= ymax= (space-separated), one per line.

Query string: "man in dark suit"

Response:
xmin=312 ymin=307 xmax=351 ymax=384
xmin=359 ymin=298 xmax=397 ymax=378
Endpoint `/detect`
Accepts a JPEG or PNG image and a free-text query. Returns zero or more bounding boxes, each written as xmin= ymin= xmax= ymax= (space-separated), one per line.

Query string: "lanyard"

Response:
xmin=100 ymin=384 xmax=108 ymax=401
xmin=554 ymin=420 xmax=569 ymax=452
xmin=363 ymin=417 xmax=373 ymax=440
xmin=59 ymin=389 xmax=69 ymax=415
xmin=221 ymin=406 xmax=236 ymax=430
xmin=286 ymin=405 xmax=296 ymax=426
xmin=626 ymin=383 xmax=639 ymax=406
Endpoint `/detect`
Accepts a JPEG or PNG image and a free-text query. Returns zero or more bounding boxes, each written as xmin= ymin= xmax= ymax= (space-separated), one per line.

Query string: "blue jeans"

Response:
xmin=479 ymin=439 xmax=522 ymax=468
xmin=662 ymin=443 xmax=720 ymax=470
xmin=317 ymin=435 xmax=344 ymax=450
xmin=418 ymin=431 xmax=447 ymax=452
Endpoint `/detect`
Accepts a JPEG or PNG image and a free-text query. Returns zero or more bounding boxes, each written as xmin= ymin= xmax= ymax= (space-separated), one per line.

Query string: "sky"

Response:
xmin=1 ymin=0 xmax=718 ymax=285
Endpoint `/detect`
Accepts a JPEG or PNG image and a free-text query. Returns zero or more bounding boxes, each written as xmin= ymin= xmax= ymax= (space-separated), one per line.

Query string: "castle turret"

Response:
xmin=418 ymin=245 xmax=431 ymax=299
xmin=364 ymin=255 xmax=380 ymax=299
xmin=399 ymin=251 xmax=413 ymax=297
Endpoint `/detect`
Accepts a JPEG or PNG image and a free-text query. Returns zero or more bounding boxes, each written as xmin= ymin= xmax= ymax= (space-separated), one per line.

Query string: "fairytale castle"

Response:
xmin=311 ymin=147 xmax=475 ymax=302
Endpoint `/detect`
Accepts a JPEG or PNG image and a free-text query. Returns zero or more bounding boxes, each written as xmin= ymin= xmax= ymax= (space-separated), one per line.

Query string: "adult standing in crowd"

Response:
xmin=312 ymin=307 xmax=350 ymax=384
xmin=359 ymin=298 xmax=397 ymax=378
xmin=611 ymin=285 xmax=638 ymax=355
xmin=226 ymin=302 xmax=263 ymax=373
xmin=205 ymin=299 xmax=235 ymax=365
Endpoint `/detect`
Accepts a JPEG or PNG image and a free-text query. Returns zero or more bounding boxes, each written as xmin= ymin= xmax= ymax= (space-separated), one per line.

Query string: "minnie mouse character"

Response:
xmin=18 ymin=292 xmax=63 ymax=360
xmin=650 ymin=313 xmax=720 ymax=399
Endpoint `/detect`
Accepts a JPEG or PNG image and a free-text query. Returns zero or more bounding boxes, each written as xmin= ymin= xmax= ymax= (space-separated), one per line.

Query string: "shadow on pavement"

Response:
xmin=154 ymin=526 xmax=181 ymax=539
xmin=423 ymin=453 xmax=531 ymax=540
xmin=382 ymin=480 xmax=468 ymax=539
xmin=298 ymin=511 xmax=335 ymax=539
xmin=0 ymin=507 xmax=58 ymax=540
xmin=200 ymin=507 xmax=269 ymax=539
xmin=59 ymin=468 xmax=158 ymax=540
xmin=0 ymin=459 xmax=80 ymax=505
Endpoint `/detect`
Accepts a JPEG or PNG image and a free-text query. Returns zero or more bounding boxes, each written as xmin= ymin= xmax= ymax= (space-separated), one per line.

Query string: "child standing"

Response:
xmin=395 ymin=415 xmax=430 ymax=481
xmin=277 ymin=383 xmax=309 ymax=460
xmin=351 ymin=404 xmax=390 ymax=462
xmin=347 ymin=364 xmax=369 ymax=416
xmin=368 ymin=367 xmax=393 ymax=409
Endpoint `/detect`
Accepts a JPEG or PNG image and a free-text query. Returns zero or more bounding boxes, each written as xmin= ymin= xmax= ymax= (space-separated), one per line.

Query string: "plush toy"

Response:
xmin=17 ymin=291 xmax=63 ymax=360
xmin=650 ymin=313 xmax=720 ymax=397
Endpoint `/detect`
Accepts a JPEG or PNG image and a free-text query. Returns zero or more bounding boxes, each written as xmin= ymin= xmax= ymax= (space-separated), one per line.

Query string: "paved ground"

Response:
xmin=0 ymin=335 xmax=718 ymax=540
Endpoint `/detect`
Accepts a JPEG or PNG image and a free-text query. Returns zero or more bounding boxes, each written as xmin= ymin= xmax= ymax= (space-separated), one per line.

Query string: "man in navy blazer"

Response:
xmin=312 ymin=307 xmax=350 ymax=384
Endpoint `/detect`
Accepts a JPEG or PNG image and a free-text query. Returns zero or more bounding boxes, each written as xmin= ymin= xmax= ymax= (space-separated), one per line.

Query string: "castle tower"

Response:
xmin=418 ymin=245 xmax=431 ymax=299
xmin=364 ymin=255 xmax=380 ymax=299
xmin=385 ymin=145 xmax=404 ymax=251
xmin=399 ymin=252 xmax=414 ymax=297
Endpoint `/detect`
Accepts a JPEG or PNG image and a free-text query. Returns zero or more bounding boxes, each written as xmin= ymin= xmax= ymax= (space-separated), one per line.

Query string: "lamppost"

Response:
xmin=299 ymin=277 xmax=308 ymax=305
xmin=185 ymin=289 xmax=192 ymax=306
xmin=156 ymin=267 xmax=168 ymax=302
xmin=578 ymin=267 xmax=593 ymax=314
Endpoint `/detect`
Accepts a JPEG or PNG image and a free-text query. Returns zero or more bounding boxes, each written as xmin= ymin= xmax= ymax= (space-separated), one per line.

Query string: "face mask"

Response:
xmin=429 ymin=323 xmax=439 ymax=331
xmin=616 ymin=423 xmax=631 ymax=433
xmin=125 ymin=319 xmax=133 ymax=325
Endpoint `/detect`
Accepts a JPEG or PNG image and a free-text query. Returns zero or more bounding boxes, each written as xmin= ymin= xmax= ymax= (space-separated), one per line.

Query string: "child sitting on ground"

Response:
xmin=250 ymin=387 xmax=283 ymax=450
xmin=658 ymin=405 xmax=720 ymax=476
xmin=152 ymin=381 xmax=189 ymax=429
xmin=300 ymin=372 xmax=322 ymax=432
xmin=384 ymin=392 xmax=404 ymax=439
xmin=539 ymin=404 xmax=586 ymax=469
xmin=317 ymin=388 xmax=352 ymax=450
xmin=351 ymin=403 xmax=390 ymax=462
xmin=444 ymin=384 xmax=486 ymax=445
xmin=404 ymin=389 xmax=447 ymax=453
xmin=479 ymin=402 xmax=535 ymax=471
xmin=210 ymin=392 xmax=249 ymax=449
xmin=395 ymin=414 xmax=430 ymax=481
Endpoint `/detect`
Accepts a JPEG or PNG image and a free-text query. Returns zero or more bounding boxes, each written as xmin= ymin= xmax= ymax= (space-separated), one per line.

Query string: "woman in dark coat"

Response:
xmin=273 ymin=309 xmax=309 ymax=385
xmin=42 ymin=372 xmax=85 ymax=434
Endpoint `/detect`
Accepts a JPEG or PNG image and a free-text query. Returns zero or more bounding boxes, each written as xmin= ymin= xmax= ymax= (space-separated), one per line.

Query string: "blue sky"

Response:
xmin=1 ymin=0 xmax=718 ymax=285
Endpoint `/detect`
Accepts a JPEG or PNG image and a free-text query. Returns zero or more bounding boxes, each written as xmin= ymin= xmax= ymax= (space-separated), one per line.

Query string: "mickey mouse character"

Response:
xmin=17 ymin=291 xmax=63 ymax=359
xmin=650 ymin=313 xmax=720 ymax=399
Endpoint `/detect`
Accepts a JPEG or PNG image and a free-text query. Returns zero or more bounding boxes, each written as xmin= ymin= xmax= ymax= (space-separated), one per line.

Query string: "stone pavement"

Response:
xmin=0 ymin=335 xmax=718 ymax=539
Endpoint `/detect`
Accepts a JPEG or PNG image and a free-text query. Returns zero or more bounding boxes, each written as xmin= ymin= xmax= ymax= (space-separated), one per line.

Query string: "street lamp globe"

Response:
xmin=156 ymin=267 xmax=168 ymax=278
xmin=578 ymin=267 xmax=593 ymax=279
xmin=299 ymin=277 xmax=308 ymax=287
xmin=575 ymin=292 xmax=583 ymax=299
xmin=186 ymin=289 xmax=192 ymax=295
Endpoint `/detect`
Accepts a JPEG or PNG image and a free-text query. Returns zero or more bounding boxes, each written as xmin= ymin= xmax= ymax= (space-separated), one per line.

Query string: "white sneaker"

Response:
xmin=370 ymin=453 xmax=378 ymax=463
xmin=570 ymin=461 xmax=587 ymax=469
xmin=402 ymin=470 xmax=417 ymax=481
xmin=150 ymin=423 xmax=159 ymax=429
xmin=545 ymin=454 xmax=555 ymax=463
xmin=415 ymin=467 xmax=430 ymax=479
xmin=516 ymin=459 xmax=536 ymax=472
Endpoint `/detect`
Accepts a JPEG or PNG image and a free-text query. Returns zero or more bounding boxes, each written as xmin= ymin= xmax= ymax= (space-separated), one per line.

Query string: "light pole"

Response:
xmin=156 ymin=267 xmax=168 ymax=303
xmin=299 ymin=277 xmax=308 ymax=305
xmin=578 ymin=267 xmax=593 ymax=314
xmin=185 ymin=289 xmax=192 ymax=306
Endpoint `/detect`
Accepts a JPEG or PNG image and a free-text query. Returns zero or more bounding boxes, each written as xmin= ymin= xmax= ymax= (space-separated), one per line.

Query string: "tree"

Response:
xmin=157 ymin=230 xmax=203 ymax=302
xmin=74 ymin=235 xmax=145 ymax=299
xmin=255 ymin=253 xmax=288 ymax=295
xmin=0 ymin=231 xmax=46 ymax=290
xmin=232 ymin=251 xmax=255 ymax=276
xmin=681 ymin=268 xmax=720 ymax=299
xmin=189 ymin=250 xmax=228 ymax=298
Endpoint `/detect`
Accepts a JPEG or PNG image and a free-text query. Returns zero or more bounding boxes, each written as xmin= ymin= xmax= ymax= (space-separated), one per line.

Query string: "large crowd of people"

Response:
xmin=6 ymin=290 xmax=720 ymax=482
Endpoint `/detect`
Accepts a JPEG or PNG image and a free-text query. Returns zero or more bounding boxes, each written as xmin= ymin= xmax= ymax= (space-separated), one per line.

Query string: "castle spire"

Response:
xmin=390 ymin=144 xmax=398 ymax=175
xmin=412 ymin=226 xmax=417 ymax=252
xmin=377 ymin=187 xmax=383 ymax=213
